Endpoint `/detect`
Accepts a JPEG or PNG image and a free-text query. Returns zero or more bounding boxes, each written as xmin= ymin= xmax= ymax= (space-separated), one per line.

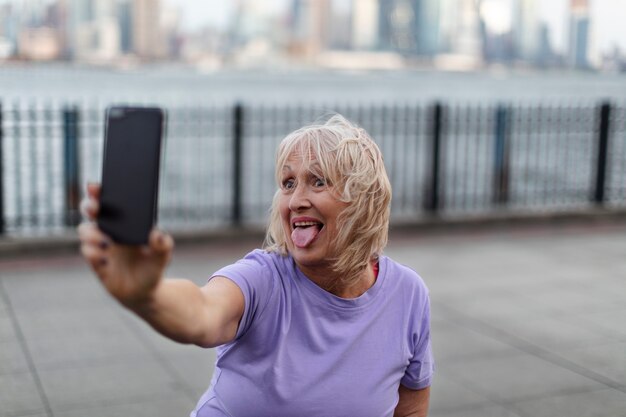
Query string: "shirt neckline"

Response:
xmin=291 ymin=256 xmax=387 ymax=310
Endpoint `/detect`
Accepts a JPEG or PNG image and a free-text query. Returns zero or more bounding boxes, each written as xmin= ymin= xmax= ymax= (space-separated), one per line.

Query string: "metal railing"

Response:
xmin=0 ymin=100 xmax=624 ymax=237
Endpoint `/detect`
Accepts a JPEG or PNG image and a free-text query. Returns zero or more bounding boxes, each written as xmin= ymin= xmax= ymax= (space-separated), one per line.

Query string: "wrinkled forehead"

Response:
xmin=278 ymin=134 xmax=333 ymax=174
xmin=280 ymin=149 xmax=325 ymax=178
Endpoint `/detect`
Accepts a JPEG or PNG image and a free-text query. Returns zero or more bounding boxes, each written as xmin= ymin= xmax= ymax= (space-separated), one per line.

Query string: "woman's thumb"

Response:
xmin=148 ymin=229 xmax=174 ymax=258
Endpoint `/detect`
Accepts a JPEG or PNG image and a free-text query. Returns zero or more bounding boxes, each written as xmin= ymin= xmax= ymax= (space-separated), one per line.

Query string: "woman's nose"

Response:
xmin=288 ymin=184 xmax=311 ymax=211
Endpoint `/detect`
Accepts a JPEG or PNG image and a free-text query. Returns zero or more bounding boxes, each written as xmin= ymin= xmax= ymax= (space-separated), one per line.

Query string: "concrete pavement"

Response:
xmin=1 ymin=220 xmax=626 ymax=417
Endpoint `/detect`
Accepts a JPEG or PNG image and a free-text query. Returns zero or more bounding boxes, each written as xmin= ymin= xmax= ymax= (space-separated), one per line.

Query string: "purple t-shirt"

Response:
xmin=191 ymin=249 xmax=433 ymax=417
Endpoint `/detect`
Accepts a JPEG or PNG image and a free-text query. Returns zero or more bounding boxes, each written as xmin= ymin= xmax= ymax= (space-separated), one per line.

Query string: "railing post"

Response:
xmin=63 ymin=105 xmax=81 ymax=227
xmin=593 ymin=102 xmax=611 ymax=205
xmin=232 ymin=103 xmax=243 ymax=227
xmin=0 ymin=102 xmax=4 ymax=235
xmin=493 ymin=103 xmax=511 ymax=205
xmin=424 ymin=102 xmax=443 ymax=213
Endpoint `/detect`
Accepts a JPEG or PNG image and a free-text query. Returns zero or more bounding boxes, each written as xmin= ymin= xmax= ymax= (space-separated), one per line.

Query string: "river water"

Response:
xmin=0 ymin=63 xmax=625 ymax=104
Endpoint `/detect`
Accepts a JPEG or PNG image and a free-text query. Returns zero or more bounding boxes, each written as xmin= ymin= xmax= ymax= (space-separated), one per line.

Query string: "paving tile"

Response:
xmin=0 ymin=293 xmax=8 ymax=313
xmin=1 ymin=223 xmax=625 ymax=417
xmin=52 ymin=394 xmax=195 ymax=417
xmin=428 ymin=372 xmax=494 ymax=414
xmin=522 ymin=283 xmax=626 ymax=316
xmin=0 ymin=372 xmax=46 ymax=417
xmin=431 ymin=319 xmax=521 ymax=362
xmin=486 ymin=314 xmax=618 ymax=352
xmin=25 ymin=327 xmax=147 ymax=371
xmin=404 ymin=262 xmax=544 ymax=299
xmin=2 ymin=268 xmax=114 ymax=314
xmin=119 ymin=310 xmax=197 ymax=354
xmin=16 ymin=307 xmax=131 ymax=342
xmin=513 ymin=387 xmax=626 ymax=417
xmin=168 ymin=261 xmax=239 ymax=286
xmin=165 ymin=349 xmax=217 ymax=398
xmin=0 ymin=340 xmax=30 ymax=375
xmin=7 ymin=413 xmax=48 ymax=417
xmin=445 ymin=352 xmax=605 ymax=402
xmin=556 ymin=342 xmax=626 ymax=386
xmin=39 ymin=357 xmax=188 ymax=411
xmin=436 ymin=293 xmax=548 ymax=328
xmin=429 ymin=403 xmax=524 ymax=417
xmin=118 ymin=313 xmax=217 ymax=397
xmin=567 ymin=308 xmax=626 ymax=342
xmin=0 ymin=315 xmax=16 ymax=343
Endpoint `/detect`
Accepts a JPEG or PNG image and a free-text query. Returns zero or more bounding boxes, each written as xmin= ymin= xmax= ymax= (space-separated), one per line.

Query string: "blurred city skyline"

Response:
xmin=0 ymin=0 xmax=624 ymax=72
xmin=173 ymin=0 xmax=624 ymax=54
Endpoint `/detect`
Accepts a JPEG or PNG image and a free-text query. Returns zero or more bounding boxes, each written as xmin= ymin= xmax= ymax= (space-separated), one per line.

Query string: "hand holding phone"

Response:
xmin=98 ymin=106 xmax=165 ymax=245
xmin=79 ymin=182 xmax=174 ymax=308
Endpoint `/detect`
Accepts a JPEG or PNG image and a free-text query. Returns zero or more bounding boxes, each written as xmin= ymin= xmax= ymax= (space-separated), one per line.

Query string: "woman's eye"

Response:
xmin=282 ymin=179 xmax=295 ymax=190
xmin=314 ymin=178 xmax=326 ymax=187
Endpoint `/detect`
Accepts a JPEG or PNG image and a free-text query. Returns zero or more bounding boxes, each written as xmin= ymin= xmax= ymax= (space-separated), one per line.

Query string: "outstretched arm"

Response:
xmin=131 ymin=274 xmax=244 ymax=347
xmin=79 ymin=183 xmax=244 ymax=347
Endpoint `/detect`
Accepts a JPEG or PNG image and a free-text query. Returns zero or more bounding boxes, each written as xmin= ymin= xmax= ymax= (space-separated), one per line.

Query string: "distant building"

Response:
xmin=21 ymin=0 xmax=47 ymax=27
xmin=329 ymin=2 xmax=351 ymax=49
xmin=44 ymin=0 xmax=69 ymax=58
xmin=18 ymin=26 xmax=62 ymax=60
xmin=415 ymin=0 xmax=440 ymax=56
xmin=160 ymin=2 xmax=181 ymax=58
xmin=68 ymin=0 xmax=120 ymax=62
xmin=568 ymin=0 xmax=591 ymax=69
xmin=288 ymin=0 xmax=332 ymax=57
xmin=378 ymin=0 xmax=440 ymax=56
xmin=232 ymin=0 xmax=282 ymax=43
xmin=600 ymin=46 xmax=626 ymax=72
xmin=118 ymin=0 xmax=133 ymax=53
xmin=536 ymin=22 xmax=559 ymax=67
xmin=352 ymin=0 xmax=379 ymax=50
xmin=132 ymin=0 xmax=165 ymax=59
xmin=66 ymin=0 xmax=92 ymax=59
xmin=0 ymin=3 xmax=18 ymax=56
xmin=512 ymin=0 xmax=541 ymax=63
xmin=435 ymin=0 xmax=482 ymax=69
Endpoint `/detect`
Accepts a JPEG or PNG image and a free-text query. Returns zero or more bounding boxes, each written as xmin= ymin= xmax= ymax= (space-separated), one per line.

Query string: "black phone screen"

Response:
xmin=98 ymin=106 xmax=165 ymax=245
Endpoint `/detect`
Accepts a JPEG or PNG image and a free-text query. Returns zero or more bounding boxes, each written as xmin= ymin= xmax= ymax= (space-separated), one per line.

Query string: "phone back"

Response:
xmin=98 ymin=106 xmax=164 ymax=245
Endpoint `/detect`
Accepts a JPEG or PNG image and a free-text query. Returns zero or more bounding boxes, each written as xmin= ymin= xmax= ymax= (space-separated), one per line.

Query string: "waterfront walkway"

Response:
xmin=1 ymin=220 xmax=626 ymax=417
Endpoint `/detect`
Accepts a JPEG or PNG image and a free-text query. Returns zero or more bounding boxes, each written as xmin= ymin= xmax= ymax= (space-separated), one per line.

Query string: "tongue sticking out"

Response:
xmin=291 ymin=225 xmax=321 ymax=248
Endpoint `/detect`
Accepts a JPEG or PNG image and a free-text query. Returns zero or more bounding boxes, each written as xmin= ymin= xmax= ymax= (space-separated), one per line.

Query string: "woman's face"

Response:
xmin=278 ymin=152 xmax=348 ymax=270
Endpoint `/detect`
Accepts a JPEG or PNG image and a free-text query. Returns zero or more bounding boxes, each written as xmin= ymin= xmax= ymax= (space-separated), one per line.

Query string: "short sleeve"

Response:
xmin=209 ymin=250 xmax=275 ymax=340
xmin=401 ymin=293 xmax=434 ymax=390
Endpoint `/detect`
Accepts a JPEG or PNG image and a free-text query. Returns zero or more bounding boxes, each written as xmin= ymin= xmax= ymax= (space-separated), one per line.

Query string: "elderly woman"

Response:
xmin=79 ymin=115 xmax=434 ymax=417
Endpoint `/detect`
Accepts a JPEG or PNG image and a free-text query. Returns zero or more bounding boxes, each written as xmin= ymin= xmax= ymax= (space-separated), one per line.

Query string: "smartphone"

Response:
xmin=98 ymin=106 xmax=165 ymax=245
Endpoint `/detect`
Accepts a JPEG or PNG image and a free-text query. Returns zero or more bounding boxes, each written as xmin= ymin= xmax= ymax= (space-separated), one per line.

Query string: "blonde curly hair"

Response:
xmin=264 ymin=114 xmax=392 ymax=288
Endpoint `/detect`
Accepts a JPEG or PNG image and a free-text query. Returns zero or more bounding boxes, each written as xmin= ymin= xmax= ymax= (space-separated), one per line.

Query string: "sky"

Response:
xmin=170 ymin=0 xmax=626 ymax=55
xmin=539 ymin=0 xmax=625 ymax=54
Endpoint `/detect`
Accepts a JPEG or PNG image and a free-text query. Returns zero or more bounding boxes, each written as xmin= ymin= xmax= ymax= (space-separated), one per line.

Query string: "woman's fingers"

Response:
xmin=78 ymin=223 xmax=112 ymax=266
xmin=149 ymin=229 xmax=174 ymax=255
xmin=80 ymin=183 xmax=101 ymax=221
xmin=143 ymin=229 xmax=174 ymax=266
xmin=80 ymin=198 xmax=99 ymax=220
xmin=78 ymin=222 xmax=110 ymax=246
xmin=80 ymin=241 xmax=109 ymax=271
xmin=87 ymin=182 xmax=101 ymax=199
xmin=78 ymin=222 xmax=169 ymax=307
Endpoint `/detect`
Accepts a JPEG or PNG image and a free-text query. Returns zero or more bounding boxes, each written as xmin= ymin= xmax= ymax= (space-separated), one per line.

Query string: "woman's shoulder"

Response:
xmin=212 ymin=249 xmax=291 ymax=310
xmin=213 ymin=249 xmax=282 ymax=280
xmin=381 ymin=256 xmax=429 ymax=295
xmin=221 ymin=248 xmax=293 ymax=283
xmin=240 ymin=248 xmax=277 ymax=263
xmin=241 ymin=248 xmax=291 ymax=270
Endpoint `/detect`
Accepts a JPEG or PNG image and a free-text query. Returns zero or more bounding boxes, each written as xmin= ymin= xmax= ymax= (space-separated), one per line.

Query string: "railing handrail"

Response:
xmin=0 ymin=100 xmax=624 ymax=237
